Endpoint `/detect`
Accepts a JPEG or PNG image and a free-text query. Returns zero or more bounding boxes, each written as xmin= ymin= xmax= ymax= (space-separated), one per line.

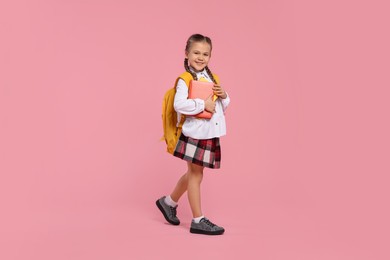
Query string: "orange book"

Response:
xmin=188 ymin=80 xmax=217 ymax=119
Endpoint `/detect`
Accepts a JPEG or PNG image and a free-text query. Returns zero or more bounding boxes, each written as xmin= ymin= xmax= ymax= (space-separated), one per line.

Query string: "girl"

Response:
xmin=156 ymin=34 xmax=230 ymax=235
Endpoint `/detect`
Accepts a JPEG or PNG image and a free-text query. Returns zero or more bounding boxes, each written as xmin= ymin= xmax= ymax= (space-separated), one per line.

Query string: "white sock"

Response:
xmin=193 ymin=215 xmax=205 ymax=223
xmin=164 ymin=195 xmax=177 ymax=207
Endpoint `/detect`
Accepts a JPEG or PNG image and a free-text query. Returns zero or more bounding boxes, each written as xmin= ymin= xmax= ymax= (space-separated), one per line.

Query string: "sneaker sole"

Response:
xmin=155 ymin=200 xmax=180 ymax=226
xmin=190 ymin=228 xmax=225 ymax=235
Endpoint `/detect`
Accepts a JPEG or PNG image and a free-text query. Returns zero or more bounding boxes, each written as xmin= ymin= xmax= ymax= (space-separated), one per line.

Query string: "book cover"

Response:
xmin=188 ymin=80 xmax=216 ymax=119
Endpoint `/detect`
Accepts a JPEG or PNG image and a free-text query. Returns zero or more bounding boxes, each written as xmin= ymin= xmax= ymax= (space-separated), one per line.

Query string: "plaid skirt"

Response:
xmin=173 ymin=133 xmax=221 ymax=169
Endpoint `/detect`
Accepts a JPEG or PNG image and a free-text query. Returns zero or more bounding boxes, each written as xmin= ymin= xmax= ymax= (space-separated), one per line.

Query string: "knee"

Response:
xmin=188 ymin=169 xmax=203 ymax=183
xmin=187 ymin=162 xmax=204 ymax=182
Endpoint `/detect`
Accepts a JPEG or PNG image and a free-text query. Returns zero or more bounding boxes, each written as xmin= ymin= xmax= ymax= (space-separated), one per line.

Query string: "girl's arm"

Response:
xmin=220 ymin=92 xmax=230 ymax=112
xmin=173 ymin=79 xmax=205 ymax=115
xmin=213 ymin=84 xmax=230 ymax=112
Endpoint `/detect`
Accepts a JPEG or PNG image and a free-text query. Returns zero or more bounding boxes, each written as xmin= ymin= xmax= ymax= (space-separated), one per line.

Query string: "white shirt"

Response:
xmin=173 ymin=69 xmax=230 ymax=139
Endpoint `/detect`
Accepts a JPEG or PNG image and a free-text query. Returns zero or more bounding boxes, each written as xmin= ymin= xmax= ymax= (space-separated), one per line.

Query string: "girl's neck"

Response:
xmin=189 ymin=66 xmax=205 ymax=73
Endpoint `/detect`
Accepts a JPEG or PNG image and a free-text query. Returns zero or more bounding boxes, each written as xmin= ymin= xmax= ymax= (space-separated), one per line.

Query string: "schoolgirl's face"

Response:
xmin=185 ymin=41 xmax=211 ymax=72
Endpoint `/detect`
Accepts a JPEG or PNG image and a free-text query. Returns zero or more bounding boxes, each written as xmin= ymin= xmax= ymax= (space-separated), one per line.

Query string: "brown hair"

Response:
xmin=184 ymin=34 xmax=217 ymax=84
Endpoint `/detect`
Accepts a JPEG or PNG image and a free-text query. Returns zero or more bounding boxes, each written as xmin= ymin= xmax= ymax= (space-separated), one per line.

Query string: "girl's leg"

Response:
xmin=186 ymin=162 xmax=204 ymax=218
xmin=170 ymin=172 xmax=188 ymax=203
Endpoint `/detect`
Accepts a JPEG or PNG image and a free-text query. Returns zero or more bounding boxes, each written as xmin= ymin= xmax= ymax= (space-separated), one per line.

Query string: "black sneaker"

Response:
xmin=190 ymin=218 xmax=225 ymax=235
xmin=156 ymin=196 xmax=180 ymax=225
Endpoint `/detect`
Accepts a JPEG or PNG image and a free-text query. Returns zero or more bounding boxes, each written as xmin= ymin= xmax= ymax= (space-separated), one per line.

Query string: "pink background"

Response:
xmin=1 ymin=0 xmax=389 ymax=259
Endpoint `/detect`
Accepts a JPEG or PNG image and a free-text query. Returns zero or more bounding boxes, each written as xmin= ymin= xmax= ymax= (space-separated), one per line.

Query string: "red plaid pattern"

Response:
xmin=173 ymin=133 xmax=221 ymax=169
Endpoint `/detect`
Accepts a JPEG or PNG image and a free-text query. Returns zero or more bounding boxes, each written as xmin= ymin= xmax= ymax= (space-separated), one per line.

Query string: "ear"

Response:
xmin=185 ymin=51 xmax=189 ymax=59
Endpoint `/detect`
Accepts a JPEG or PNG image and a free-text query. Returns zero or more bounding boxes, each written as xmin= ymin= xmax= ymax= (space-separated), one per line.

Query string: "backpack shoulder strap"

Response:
xmin=175 ymin=71 xmax=193 ymax=88
xmin=212 ymin=73 xmax=220 ymax=85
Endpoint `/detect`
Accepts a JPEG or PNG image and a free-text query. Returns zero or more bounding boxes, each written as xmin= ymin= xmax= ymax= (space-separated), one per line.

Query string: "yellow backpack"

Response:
xmin=162 ymin=71 xmax=220 ymax=154
xmin=162 ymin=72 xmax=193 ymax=154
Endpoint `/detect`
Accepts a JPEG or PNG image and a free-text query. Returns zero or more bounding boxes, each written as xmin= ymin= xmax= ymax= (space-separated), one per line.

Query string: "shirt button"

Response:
xmin=216 ymin=123 xmax=218 ymax=125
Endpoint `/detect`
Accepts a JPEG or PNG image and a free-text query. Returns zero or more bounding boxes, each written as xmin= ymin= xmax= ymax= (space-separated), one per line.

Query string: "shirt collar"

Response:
xmin=189 ymin=67 xmax=209 ymax=79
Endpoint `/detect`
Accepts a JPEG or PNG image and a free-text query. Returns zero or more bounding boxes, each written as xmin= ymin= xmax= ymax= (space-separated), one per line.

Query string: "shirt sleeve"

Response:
xmin=220 ymin=92 xmax=230 ymax=112
xmin=174 ymin=79 xmax=205 ymax=115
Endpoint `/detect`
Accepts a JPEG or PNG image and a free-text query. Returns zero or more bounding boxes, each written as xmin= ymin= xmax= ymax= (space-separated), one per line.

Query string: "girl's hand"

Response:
xmin=213 ymin=85 xmax=227 ymax=99
xmin=204 ymin=94 xmax=216 ymax=113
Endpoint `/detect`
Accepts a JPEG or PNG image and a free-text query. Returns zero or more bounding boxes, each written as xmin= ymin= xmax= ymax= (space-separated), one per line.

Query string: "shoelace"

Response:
xmin=201 ymin=218 xmax=216 ymax=227
xmin=169 ymin=206 xmax=177 ymax=217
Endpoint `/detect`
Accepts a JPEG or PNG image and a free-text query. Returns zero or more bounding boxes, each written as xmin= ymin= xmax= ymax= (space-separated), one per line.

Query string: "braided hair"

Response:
xmin=184 ymin=34 xmax=218 ymax=84
xmin=184 ymin=58 xmax=198 ymax=81
xmin=205 ymin=66 xmax=217 ymax=84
